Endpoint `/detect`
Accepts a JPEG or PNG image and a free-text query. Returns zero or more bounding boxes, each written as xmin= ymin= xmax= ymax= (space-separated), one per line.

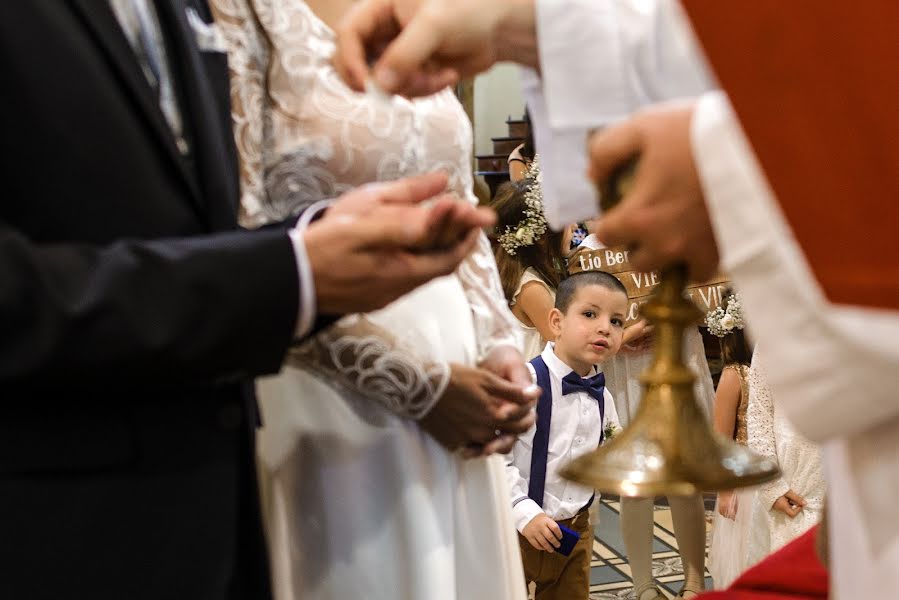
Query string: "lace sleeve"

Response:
xmin=746 ymin=352 xmax=790 ymax=509
xmin=457 ymin=232 xmax=524 ymax=360
xmin=286 ymin=314 xmax=450 ymax=419
xmin=207 ymin=0 xmax=271 ymax=227
xmin=446 ymin=123 xmax=522 ymax=359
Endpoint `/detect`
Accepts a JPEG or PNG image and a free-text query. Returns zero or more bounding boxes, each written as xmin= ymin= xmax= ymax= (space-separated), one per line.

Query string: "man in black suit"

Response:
xmin=0 ymin=2 xmax=533 ymax=598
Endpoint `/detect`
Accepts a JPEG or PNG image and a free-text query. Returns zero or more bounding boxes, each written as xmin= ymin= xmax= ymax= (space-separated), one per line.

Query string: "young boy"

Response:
xmin=506 ymin=271 xmax=627 ymax=600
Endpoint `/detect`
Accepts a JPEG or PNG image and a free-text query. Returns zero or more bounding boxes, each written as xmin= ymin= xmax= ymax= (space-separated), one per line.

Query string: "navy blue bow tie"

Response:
xmin=561 ymin=371 xmax=606 ymax=402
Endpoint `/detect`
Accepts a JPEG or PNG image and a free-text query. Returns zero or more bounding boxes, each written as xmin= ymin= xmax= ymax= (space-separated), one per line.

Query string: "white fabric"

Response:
xmin=575 ymin=234 xmax=715 ymax=423
xmin=505 ymin=342 xmax=620 ymax=532
xmin=743 ymin=350 xmax=825 ymax=567
xmin=708 ymin=487 xmax=757 ymax=589
xmin=692 ymin=90 xmax=899 ymax=599
xmin=211 ymin=1 xmax=525 ymax=598
xmin=287 ymin=199 xmax=329 ymax=339
xmin=527 ymin=3 xmax=899 ymax=596
xmin=708 ymin=365 xmax=754 ymax=588
xmin=510 ymin=267 xmax=556 ymax=360
xmin=526 ymin=0 xmax=714 ymax=228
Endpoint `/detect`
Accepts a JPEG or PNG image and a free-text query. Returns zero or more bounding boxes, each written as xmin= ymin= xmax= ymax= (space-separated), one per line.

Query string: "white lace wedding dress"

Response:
xmin=210 ymin=2 xmax=526 ymax=599
xmin=743 ymin=350 xmax=825 ymax=567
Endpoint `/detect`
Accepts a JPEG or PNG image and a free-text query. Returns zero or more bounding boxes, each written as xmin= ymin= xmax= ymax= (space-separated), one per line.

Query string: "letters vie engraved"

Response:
xmin=568 ymin=247 xmax=730 ymax=324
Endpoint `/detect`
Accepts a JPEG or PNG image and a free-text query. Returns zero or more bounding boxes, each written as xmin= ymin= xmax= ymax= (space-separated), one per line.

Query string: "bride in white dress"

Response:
xmin=209 ymin=1 xmax=527 ymax=598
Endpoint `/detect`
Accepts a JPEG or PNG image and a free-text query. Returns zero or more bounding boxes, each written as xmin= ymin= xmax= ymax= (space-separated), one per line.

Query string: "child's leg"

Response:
xmin=668 ymin=494 xmax=707 ymax=596
xmin=533 ymin=511 xmax=592 ymax=600
xmin=620 ymin=496 xmax=663 ymax=600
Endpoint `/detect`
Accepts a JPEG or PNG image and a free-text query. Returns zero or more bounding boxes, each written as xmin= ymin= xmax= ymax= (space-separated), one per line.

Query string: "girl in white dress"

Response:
xmin=706 ymin=293 xmax=756 ymax=588
xmin=575 ymin=232 xmax=715 ymax=599
xmin=490 ymin=169 xmax=567 ymax=360
xmin=744 ymin=350 xmax=826 ymax=568
xmin=210 ymin=1 xmax=526 ymax=598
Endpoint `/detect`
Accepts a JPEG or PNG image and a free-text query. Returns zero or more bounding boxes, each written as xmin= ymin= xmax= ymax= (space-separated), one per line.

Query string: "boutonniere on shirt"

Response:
xmin=603 ymin=422 xmax=620 ymax=443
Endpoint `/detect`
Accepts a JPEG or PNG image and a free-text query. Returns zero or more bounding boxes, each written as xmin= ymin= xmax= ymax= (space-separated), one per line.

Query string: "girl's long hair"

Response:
xmin=489 ymin=178 xmax=565 ymax=302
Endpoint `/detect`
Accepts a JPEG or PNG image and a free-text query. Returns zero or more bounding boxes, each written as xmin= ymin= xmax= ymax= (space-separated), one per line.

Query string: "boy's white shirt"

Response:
xmin=505 ymin=342 xmax=621 ymax=533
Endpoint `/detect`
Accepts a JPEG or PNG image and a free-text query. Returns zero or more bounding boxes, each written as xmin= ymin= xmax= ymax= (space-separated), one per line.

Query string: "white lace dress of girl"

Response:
xmin=743 ymin=349 xmax=826 ymax=568
xmin=209 ymin=1 xmax=526 ymax=598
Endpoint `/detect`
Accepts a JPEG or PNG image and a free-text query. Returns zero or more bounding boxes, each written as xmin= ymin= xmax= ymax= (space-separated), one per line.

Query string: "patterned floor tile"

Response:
xmin=588 ymin=497 xmax=714 ymax=599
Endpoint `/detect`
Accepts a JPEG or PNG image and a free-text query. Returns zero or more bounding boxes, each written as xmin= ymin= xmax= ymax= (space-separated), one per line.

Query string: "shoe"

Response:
xmin=676 ymin=588 xmax=702 ymax=599
xmin=634 ymin=582 xmax=665 ymax=600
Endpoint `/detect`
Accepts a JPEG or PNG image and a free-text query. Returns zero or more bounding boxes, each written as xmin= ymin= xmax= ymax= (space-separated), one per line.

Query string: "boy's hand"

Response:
xmin=772 ymin=489 xmax=806 ymax=519
xmin=522 ymin=513 xmax=563 ymax=552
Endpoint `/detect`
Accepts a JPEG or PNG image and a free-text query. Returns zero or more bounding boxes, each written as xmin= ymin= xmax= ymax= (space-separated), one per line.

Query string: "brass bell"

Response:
xmin=560 ymin=160 xmax=780 ymax=496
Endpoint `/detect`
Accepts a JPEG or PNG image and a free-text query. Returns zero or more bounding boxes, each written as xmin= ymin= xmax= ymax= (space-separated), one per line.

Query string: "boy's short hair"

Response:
xmin=554 ymin=271 xmax=628 ymax=313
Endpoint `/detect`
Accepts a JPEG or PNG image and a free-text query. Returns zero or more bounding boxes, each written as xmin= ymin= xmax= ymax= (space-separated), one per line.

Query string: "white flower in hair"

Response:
xmin=497 ymin=155 xmax=548 ymax=256
xmin=720 ymin=314 xmax=735 ymax=331
xmin=705 ymin=293 xmax=745 ymax=338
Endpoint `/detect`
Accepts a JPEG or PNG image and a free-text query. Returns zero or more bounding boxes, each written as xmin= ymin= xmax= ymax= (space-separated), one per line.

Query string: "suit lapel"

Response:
xmin=68 ymin=0 xmax=206 ymax=219
xmin=156 ymin=0 xmax=240 ymax=231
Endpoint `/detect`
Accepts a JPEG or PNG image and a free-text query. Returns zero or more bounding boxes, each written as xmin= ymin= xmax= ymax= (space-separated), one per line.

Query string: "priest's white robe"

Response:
xmin=524 ymin=2 xmax=899 ymax=597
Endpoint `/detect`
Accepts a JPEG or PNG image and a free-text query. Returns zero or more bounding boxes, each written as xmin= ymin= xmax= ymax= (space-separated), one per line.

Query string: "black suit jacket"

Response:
xmin=0 ymin=3 xmax=300 ymax=598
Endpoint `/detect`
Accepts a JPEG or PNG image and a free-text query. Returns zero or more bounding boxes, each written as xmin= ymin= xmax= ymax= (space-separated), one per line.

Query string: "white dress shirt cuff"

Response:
xmin=287 ymin=200 xmax=330 ymax=339
xmin=512 ymin=497 xmax=545 ymax=534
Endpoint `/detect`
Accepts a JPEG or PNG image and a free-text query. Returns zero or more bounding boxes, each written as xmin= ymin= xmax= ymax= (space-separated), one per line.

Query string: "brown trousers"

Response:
xmin=519 ymin=510 xmax=593 ymax=600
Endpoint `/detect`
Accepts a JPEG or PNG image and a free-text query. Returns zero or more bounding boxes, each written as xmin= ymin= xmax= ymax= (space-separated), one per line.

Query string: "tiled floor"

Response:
xmin=588 ymin=498 xmax=714 ymax=599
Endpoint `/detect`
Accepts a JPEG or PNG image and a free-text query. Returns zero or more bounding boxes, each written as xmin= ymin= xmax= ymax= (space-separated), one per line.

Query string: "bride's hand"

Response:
xmin=419 ymin=359 xmax=538 ymax=455
xmin=327 ymin=172 xmax=495 ymax=251
xmin=306 ymin=173 xmax=494 ymax=313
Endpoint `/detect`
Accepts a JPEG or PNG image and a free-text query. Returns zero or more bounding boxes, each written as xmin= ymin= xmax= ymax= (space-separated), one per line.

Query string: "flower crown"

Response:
xmin=705 ymin=293 xmax=745 ymax=338
xmin=497 ymin=156 xmax=548 ymax=256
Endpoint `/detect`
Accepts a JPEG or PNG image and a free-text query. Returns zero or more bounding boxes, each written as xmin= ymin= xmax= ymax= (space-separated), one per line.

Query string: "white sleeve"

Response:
xmin=692 ymin=91 xmax=899 ymax=442
xmin=526 ymin=0 xmax=715 ymax=227
xmin=505 ymin=427 xmax=545 ymax=533
xmin=456 ymin=231 xmax=523 ymax=361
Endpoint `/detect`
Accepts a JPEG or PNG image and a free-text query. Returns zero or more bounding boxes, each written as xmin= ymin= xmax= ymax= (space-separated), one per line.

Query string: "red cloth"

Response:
xmin=699 ymin=525 xmax=828 ymax=599
xmin=681 ymin=1 xmax=899 ymax=311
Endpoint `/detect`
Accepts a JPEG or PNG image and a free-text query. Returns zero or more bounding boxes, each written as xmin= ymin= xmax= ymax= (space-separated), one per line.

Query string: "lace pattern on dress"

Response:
xmin=211 ymin=0 xmax=520 ymax=417
xmin=746 ymin=352 xmax=790 ymax=507
xmin=747 ymin=351 xmax=825 ymax=511
xmin=287 ymin=315 xmax=449 ymax=419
